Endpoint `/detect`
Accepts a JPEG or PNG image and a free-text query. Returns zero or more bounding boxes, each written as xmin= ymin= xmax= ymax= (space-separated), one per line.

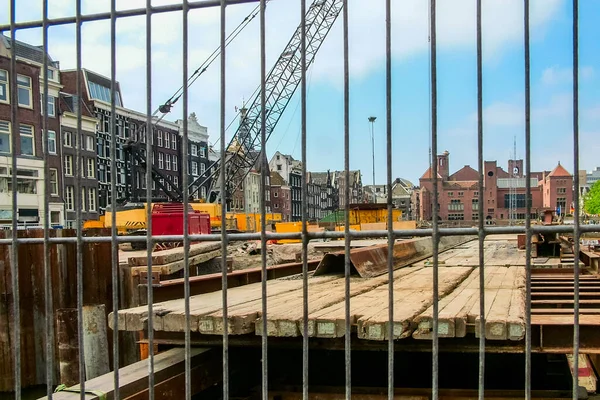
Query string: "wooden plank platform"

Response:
xmin=110 ymin=237 xmax=600 ymax=344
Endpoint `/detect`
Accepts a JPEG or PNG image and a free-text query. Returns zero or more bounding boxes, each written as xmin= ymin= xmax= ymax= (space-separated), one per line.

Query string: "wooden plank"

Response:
xmin=198 ymin=276 xmax=342 ymax=335
xmin=412 ymin=268 xmax=483 ymax=339
xmin=356 ymin=267 xmax=474 ymax=340
xmin=111 ymin=276 xmax=337 ymax=332
xmin=531 ymin=315 xmax=600 ymax=325
xmin=253 ymin=267 xmax=424 ymax=337
xmin=43 ymin=347 xmax=217 ymax=400
xmin=304 ymin=268 xmax=434 ymax=338
xmin=127 ymin=242 xmax=221 ymax=267
xmin=532 ymin=299 xmax=600 ymax=305
xmin=482 ymin=267 xmax=526 ymax=340
xmin=130 ymin=249 xmax=221 ymax=277
xmin=532 ymin=308 xmax=600 ymax=314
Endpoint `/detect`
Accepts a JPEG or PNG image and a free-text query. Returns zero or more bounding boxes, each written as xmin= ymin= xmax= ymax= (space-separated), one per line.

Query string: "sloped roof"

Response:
xmin=420 ymin=166 xmax=442 ymax=180
xmin=548 ymin=163 xmax=572 ymax=177
xmin=1 ymin=34 xmax=57 ymax=66
xmin=444 ymin=180 xmax=478 ymax=189
xmin=270 ymin=171 xmax=286 ymax=186
xmin=449 ymin=165 xmax=479 ymax=181
xmin=309 ymin=171 xmax=329 ymax=186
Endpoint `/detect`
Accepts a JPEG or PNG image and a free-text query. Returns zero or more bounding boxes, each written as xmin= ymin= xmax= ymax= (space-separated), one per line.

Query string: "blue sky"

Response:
xmin=3 ymin=0 xmax=599 ymax=184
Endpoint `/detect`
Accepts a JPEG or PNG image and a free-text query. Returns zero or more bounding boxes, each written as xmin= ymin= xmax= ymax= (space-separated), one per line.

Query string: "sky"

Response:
xmin=2 ymin=0 xmax=599 ymax=185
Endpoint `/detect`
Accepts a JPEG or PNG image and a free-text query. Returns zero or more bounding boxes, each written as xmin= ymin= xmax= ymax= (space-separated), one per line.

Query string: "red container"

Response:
xmin=151 ymin=203 xmax=210 ymax=237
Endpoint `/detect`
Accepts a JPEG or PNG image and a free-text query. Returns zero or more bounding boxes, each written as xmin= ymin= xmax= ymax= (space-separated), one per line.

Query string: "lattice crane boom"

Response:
xmin=191 ymin=0 xmax=344 ymax=206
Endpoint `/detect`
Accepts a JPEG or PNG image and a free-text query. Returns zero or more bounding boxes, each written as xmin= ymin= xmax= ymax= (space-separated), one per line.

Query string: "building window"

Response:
xmin=448 ymin=199 xmax=463 ymax=211
xmin=448 ymin=213 xmax=464 ymax=221
xmin=192 ymin=161 xmax=198 ymax=176
xmin=557 ymin=187 xmax=566 ymax=194
xmin=200 ymin=163 xmax=206 ymax=175
xmin=165 ymin=132 xmax=170 ymax=149
xmin=49 ymin=168 xmax=58 ymax=195
xmin=458 ymin=191 xmax=464 ymax=197
xmin=87 ymin=158 xmax=95 ymax=178
xmin=17 ymin=74 xmax=32 ymax=107
xmin=0 ymin=121 xmax=9 ymax=153
xmin=65 ymin=186 xmax=74 ymax=210
xmin=472 ymin=214 xmax=479 ymax=220
xmin=503 ymin=194 xmax=532 ymax=208
xmin=157 ymin=131 xmax=163 ymax=147
xmin=200 ymin=146 xmax=206 ymax=158
xmin=473 ymin=191 xmax=479 ymax=197
xmin=173 ymin=176 xmax=178 ymax=187
xmin=448 ymin=192 xmax=453 ymax=197
xmin=158 ymin=152 xmax=164 ymax=169
xmin=20 ymin=125 xmax=34 ymax=156
xmin=191 ymin=144 xmax=198 ymax=156
xmin=201 ymin=186 xmax=207 ymax=199
xmin=41 ymin=95 xmax=55 ymax=117
xmin=165 ymin=154 xmax=171 ymax=170
xmin=0 ymin=70 xmax=8 ymax=103
xmin=471 ymin=198 xmax=479 ymax=211
xmin=81 ymin=187 xmax=86 ymax=211
xmin=172 ymin=135 xmax=176 ymax=150
xmin=556 ymin=197 xmax=567 ymax=211
xmin=64 ymin=131 xmax=73 ymax=147
xmin=172 ymin=155 xmax=177 ymax=172
xmin=47 ymin=130 xmax=57 ymax=154
xmin=64 ymin=155 xmax=73 ymax=176
xmin=87 ymin=136 xmax=95 ymax=151
xmin=88 ymin=188 xmax=97 ymax=211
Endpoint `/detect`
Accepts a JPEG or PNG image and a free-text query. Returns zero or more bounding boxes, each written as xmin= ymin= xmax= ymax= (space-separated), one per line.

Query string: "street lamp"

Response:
xmin=368 ymin=116 xmax=377 ymax=190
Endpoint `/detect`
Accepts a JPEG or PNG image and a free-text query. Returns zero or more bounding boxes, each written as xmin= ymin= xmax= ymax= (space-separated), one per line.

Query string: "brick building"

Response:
xmin=61 ymin=68 xmax=182 ymax=211
xmin=59 ymin=93 xmax=99 ymax=226
xmin=270 ymin=171 xmax=291 ymax=221
xmin=0 ymin=35 xmax=64 ymax=226
xmin=418 ymin=151 xmax=574 ymax=223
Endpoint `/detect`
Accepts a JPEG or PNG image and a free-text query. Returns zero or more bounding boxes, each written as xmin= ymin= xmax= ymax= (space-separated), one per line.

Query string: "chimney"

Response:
xmin=436 ymin=151 xmax=450 ymax=181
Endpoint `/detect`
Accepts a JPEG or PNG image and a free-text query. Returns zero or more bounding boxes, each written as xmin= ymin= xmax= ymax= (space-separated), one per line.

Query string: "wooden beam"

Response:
xmin=43 ymin=347 xmax=218 ymax=400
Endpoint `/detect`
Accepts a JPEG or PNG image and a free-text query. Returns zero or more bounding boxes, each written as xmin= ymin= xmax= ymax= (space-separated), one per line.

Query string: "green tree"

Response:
xmin=584 ymin=180 xmax=600 ymax=215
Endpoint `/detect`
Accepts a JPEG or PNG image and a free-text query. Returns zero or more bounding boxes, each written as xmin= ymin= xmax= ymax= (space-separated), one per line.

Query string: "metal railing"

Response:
xmin=0 ymin=0 xmax=596 ymax=399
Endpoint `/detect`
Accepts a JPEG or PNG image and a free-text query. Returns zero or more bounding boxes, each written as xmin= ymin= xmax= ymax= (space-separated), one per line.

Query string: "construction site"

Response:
xmin=1 ymin=0 xmax=599 ymax=399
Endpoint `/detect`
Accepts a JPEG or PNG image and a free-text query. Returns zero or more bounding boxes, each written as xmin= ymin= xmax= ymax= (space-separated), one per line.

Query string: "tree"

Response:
xmin=584 ymin=180 xmax=600 ymax=215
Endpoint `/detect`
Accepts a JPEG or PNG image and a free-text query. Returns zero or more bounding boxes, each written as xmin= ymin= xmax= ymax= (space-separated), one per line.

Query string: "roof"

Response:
xmin=308 ymin=171 xmax=329 ymax=186
xmin=548 ymin=162 xmax=572 ymax=177
xmin=420 ymin=166 xmax=442 ymax=180
xmin=270 ymin=171 xmax=286 ymax=186
xmin=1 ymin=35 xmax=57 ymax=66
xmin=449 ymin=165 xmax=479 ymax=181
xmin=444 ymin=180 xmax=478 ymax=189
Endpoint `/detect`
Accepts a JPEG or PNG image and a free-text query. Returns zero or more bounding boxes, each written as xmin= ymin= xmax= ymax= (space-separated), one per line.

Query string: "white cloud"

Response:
xmin=541 ymin=65 xmax=595 ymax=85
xmin=2 ymin=0 xmax=565 ymax=145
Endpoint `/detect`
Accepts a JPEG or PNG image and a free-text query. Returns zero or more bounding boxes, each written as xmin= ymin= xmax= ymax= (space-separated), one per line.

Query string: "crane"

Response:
xmin=189 ymin=0 xmax=344 ymax=209
xmin=115 ymin=0 xmax=343 ymax=230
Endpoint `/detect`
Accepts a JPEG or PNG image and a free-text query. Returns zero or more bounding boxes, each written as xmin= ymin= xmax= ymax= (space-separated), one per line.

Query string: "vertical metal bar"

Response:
xmin=259 ymin=0 xmax=268 ymax=399
xmin=429 ymin=1 xmax=439 ymax=399
xmin=75 ymin=0 xmax=86 ymax=396
xmin=342 ymin=0 xmax=351 ymax=398
xmin=182 ymin=1 xmax=192 ymax=399
xmin=109 ymin=0 xmax=120 ymax=397
xmin=220 ymin=1 xmax=230 ymax=399
xmin=8 ymin=1 xmax=20 ymax=398
xmin=300 ymin=0 xmax=309 ymax=399
xmin=475 ymin=1 xmax=485 ymax=399
xmin=41 ymin=1 xmax=55 ymax=397
xmin=523 ymin=0 xmax=532 ymax=399
xmin=385 ymin=0 xmax=394 ymax=399
xmin=144 ymin=0 xmax=155 ymax=397
xmin=571 ymin=1 xmax=580 ymax=398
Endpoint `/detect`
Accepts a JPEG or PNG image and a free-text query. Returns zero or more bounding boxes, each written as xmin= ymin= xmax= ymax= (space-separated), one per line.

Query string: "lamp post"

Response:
xmin=368 ymin=116 xmax=377 ymax=193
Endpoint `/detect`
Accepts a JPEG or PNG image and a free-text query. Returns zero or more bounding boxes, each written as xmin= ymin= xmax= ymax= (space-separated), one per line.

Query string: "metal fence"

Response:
xmin=0 ymin=0 xmax=597 ymax=399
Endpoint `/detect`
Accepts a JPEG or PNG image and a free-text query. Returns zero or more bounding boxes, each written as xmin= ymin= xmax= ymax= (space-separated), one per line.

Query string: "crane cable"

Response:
xmin=151 ymin=1 xmax=269 ymax=126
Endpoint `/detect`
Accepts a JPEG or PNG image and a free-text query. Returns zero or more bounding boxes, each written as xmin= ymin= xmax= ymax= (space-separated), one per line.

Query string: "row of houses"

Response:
xmin=1 ymin=35 xmax=214 ymax=228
